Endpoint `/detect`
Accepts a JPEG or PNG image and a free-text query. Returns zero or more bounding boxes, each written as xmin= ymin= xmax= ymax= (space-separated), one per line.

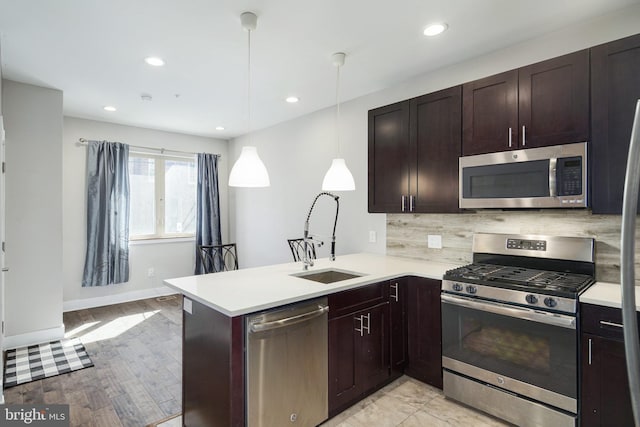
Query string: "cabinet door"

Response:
xmin=357 ymin=303 xmax=391 ymax=393
xmin=581 ymin=333 xmax=635 ymax=427
xmin=389 ymin=278 xmax=408 ymax=378
xmin=462 ymin=70 xmax=518 ymax=156
xmin=368 ymin=101 xmax=411 ymax=213
xmin=405 ymin=277 xmax=442 ymax=388
xmin=591 ymin=34 xmax=640 ymax=214
xmin=411 ymin=86 xmax=462 ymax=213
xmin=518 ymin=50 xmax=589 ymax=149
xmin=328 ymin=303 xmax=390 ymax=417
xmin=328 ymin=313 xmax=359 ymax=416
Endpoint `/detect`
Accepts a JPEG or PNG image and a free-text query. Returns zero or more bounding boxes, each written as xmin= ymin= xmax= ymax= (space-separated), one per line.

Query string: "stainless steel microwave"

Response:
xmin=459 ymin=142 xmax=587 ymax=209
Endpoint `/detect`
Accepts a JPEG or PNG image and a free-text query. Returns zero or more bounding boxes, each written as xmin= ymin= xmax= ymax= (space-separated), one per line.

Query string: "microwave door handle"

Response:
xmin=549 ymin=157 xmax=557 ymax=197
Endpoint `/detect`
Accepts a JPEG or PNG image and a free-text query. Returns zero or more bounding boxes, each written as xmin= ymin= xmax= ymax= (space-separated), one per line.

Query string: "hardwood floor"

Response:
xmin=4 ymin=295 xmax=183 ymax=427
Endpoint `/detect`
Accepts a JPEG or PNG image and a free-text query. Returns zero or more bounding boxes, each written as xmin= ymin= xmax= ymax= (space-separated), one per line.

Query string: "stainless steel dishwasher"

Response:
xmin=246 ymin=297 xmax=329 ymax=427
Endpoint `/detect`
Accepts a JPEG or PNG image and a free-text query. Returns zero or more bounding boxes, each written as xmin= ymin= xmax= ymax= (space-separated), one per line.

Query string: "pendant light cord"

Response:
xmin=335 ymin=63 xmax=341 ymax=157
xmin=247 ymin=28 xmax=252 ymax=145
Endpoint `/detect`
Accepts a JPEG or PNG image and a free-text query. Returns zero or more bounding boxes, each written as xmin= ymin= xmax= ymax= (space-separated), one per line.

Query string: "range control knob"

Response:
xmin=452 ymin=283 xmax=463 ymax=292
xmin=466 ymin=285 xmax=477 ymax=295
xmin=525 ymin=294 xmax=538 ymax=304
xmin=544 ymin=297 xmax=558 ymax=308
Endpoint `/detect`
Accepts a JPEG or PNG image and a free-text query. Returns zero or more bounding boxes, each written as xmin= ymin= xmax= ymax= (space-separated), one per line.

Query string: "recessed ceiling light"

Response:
xmin=423 ymin=23 xmax=448 ymax=37
xmin=103 ymin=105 xmax=117 ymax=112
xmin=215 ymin=126 xmax=225 ymax=131
xmin=144 ymin=56 xmax=165 ymax=66
xmin=286 ymin=96 xmax=299 ymax=103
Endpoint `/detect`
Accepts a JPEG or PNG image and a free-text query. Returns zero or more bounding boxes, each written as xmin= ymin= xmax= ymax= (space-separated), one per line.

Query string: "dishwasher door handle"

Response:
xmin=250 ymin=305 xmax=329 ymax=333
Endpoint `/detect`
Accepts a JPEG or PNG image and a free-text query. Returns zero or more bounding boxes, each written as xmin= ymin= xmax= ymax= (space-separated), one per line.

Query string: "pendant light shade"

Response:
xmin=322 ymin=158 xmax=355 ymax=191
xmin=228 ymin=146 xmax=270 ymax=187
xmin=322 ymin=52 xmax=355 ymax=192
xmin=229 ymin=11 xmax=270 ymax=188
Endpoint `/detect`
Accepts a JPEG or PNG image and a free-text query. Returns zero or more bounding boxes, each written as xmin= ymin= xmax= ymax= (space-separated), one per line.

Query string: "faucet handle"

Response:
xmin=308 ymin=235 xmax=325 ymax=247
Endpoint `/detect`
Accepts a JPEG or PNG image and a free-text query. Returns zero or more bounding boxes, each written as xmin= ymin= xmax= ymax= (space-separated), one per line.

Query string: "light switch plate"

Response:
xmin=369 ymin=230 xmax=377 ymax=243
xmin=427 ymin=234 xmax=442 ymax=249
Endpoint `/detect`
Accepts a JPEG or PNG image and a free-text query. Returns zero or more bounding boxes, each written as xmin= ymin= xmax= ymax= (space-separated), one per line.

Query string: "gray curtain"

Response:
xmin=195 ymin=153 xmax=222 ymax=274
xmin=82 ymin=140 xmax=130 ymax=286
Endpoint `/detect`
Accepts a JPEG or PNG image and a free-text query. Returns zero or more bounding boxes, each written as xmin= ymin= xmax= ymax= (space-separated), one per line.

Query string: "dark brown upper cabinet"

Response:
xmin=368 ymin=86 xmax=461 ymax=213
xmin=591 ymin=33 xmax=640 ymax=214
xmin=368 ymin=101 xmax=411 ymax=213
xmin=463 ymin=50 xmax=589 ymax=156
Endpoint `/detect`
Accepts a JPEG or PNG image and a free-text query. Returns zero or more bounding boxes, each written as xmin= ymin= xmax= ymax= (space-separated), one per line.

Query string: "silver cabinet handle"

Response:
xmin=410 ymin=195 xmax=415 ymax=212
xmin=522 ymin=125 xmax=526 ymax=146
xmin=355 ymin=315 xmax=364 ymax=336
xmin=508 ymin=127 xmax=513 ymax=148
xmin=1 ymin=267 xmax=8 ymax=272
xmin=390 ymin=283 xmax=399 ymax=302
xmin=600 ymin=320 xmax=624 ymax=328
xmin=588 ymin=338 xmax=592 ymax=365
xmin=362 ymin=313 xmax=370 ymax=335
xmin=401 ymin=195 xmax=406 ymax=212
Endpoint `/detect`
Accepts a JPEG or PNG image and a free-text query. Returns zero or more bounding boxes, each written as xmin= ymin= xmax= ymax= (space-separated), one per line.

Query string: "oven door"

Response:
xmin=441 ymin=293 xmax=577 ymax=413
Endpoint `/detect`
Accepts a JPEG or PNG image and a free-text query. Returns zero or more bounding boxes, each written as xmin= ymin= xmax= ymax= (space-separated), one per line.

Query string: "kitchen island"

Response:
xmin=164 ymin=253 xmax=458 ymax=426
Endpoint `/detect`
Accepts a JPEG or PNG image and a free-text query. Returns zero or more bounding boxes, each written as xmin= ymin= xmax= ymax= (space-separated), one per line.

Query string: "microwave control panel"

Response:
xmin=556 ymin=156 xmax=582 ymax=196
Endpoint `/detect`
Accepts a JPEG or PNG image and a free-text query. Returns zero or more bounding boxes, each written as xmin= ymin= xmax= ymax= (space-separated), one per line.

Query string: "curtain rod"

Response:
xmin=77 ymin=138 xmax=220 ymax=158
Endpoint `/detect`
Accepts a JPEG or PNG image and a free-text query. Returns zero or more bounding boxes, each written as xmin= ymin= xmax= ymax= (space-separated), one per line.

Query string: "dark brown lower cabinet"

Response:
xmin=389 ymin=278 xmax=408 ymax=379
xmin=580 ymin=303 xmax=639 ymax=427
xmin=405 ymin=277 xmax=442 ymax=388
xmin=581 ymin=334 xmax=634 ymax=426
xmin=182 ymin=297 xmax=245 ymax=427
xmin=328 ymin=302 xmax=390 ymax=417
xmin=328 ymin=282 xmax=391 ymax=417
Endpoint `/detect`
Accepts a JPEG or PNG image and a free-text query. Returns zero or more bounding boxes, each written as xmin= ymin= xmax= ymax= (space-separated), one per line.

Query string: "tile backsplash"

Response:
xmin=387 ymin=210 xmax=640 ymax=284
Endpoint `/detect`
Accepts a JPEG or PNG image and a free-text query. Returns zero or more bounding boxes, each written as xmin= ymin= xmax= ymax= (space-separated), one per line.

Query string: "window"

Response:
xmin=129 ymin=153 xmax=197 ymax=239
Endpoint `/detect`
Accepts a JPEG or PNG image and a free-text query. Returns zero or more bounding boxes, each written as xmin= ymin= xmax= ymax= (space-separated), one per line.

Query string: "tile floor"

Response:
xmin=158 ymin=376 xmax=512 ymax=427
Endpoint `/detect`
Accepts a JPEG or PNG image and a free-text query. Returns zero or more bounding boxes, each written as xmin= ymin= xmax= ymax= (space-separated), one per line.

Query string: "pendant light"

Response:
xmin=322 ymin=52 xmax=355 ymax=191
xmin=229 ymin=11 xmax=270 ymax=187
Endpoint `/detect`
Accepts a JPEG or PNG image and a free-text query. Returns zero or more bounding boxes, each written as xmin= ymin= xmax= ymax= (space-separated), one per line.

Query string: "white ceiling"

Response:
xmin=0 ymin=0 xmax=638 ymax=139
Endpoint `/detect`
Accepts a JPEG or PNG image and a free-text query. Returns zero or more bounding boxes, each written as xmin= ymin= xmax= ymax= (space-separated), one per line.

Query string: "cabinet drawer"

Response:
xmin=328 ymin=282 xmax=388 ymax=320
xmin=581 ymin=303 xmax=640 ymax=340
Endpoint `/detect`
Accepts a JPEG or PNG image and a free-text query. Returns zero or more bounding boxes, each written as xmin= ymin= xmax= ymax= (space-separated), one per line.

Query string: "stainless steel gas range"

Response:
xmin=441 ymin=233 xmax=595 ymax=427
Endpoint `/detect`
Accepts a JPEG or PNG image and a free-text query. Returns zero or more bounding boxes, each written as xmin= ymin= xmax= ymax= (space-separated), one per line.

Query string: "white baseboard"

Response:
xmin=3 ymin=324 xmax=65 ymax=350
xmin=62 ymin=286 xmax=179 ymax=312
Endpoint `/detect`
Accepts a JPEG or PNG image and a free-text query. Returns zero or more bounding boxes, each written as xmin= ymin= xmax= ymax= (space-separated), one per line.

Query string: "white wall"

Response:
xmin=3 ymin=80 xmax=63 ymax=341
xmin=230 ymin=3 xmax=640 ymax=268
xmin=63 ymin=117 xmax=229 ymax=309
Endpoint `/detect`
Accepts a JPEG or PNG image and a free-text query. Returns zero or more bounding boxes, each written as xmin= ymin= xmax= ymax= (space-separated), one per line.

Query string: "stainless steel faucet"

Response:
xmin=303 ymin=192 xmax=340 ymax=270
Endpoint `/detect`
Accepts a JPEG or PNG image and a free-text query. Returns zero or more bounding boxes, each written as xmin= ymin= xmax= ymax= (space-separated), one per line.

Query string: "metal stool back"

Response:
xmin=287 ymin=238 xmax=317 ymax=263
xmin=198 ymin=243 xmax=239 ymax=273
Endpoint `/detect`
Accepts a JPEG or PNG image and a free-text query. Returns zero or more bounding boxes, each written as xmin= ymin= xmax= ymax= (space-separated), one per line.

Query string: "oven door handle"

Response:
xmin=441 ymin=294 xmax=576 ymax=329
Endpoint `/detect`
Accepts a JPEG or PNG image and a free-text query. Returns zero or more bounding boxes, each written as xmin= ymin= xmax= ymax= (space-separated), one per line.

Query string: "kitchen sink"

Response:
xmin=291 ymin=268 xmax=365 ymax=284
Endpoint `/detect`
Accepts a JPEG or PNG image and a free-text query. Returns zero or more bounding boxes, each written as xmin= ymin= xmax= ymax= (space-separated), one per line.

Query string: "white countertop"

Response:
xmin=580 ymin=281 xmax=640 ymax=311
xmin=164 ymin=253 xmax=460 ymax=317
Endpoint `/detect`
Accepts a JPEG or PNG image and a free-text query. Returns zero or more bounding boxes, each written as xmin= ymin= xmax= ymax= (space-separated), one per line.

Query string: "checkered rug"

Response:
xmin=3 ymin=338 xmax=94 ymax=388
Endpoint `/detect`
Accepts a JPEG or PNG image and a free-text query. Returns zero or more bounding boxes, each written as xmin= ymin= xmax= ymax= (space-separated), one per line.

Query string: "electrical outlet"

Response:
xmin=427 ymin=234 xmax=442 ymax=249
xmin=369 ymin=230 xmax=377 ymax=243
xmin=147 ymin=267 xmax=155 ymax=277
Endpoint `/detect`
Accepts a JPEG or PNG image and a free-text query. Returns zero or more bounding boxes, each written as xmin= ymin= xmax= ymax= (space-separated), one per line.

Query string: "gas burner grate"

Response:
xmin=444 ymin=263 xmax=594 ymax=295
